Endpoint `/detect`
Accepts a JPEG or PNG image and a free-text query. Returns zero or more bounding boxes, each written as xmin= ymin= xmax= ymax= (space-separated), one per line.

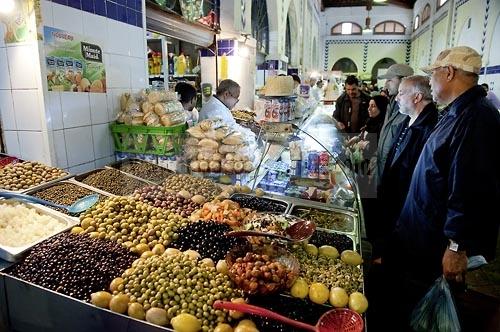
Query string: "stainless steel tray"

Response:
xmin=0 ymin=201 xmax=79 ymax=262
xmin=70 ymin=168 xmax=151 ymax=196
xmin=289 ymin=204 xmax=358 ymax=235
xmin=230 ymin=193 xmax=291 ymax=213
xmin=0 ymin=273 xmax=173 ymax=332
xmin=105 ymin=158 xmax=173 ymax=184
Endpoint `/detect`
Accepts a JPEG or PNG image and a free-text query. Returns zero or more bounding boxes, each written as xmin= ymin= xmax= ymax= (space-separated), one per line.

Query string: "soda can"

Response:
xmin=291 ymin=160 xmax=302 ymax=177
xmin=319 ymin=151 xmax=330 ymax=166
xmin=319 ymin=165 xmax=329 ymax=179
xmin=307 ymin=152 xmax=319 ymax=179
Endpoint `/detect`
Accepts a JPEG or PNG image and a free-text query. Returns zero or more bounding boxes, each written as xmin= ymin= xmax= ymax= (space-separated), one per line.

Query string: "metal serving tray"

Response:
xmin=230 ymin=193 xmax=291 ymax=213
xmin=106 ymin=158 xmax=173 ymax=184
xmin=0 ymin=273 xmax=173 ymax=332
xmin=289 ymin=204 xmax=358 ymax=235
xmin=70 ymin=168 xmax=152 ymax=196
xmin=0 ymin=201 xmax=79 ymax=262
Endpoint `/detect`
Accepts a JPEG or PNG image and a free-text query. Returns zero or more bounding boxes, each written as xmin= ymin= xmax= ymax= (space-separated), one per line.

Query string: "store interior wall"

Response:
xmin=411 ymin=0 xmax=500 ymax=98
xmin=0 ymin=0 xmax=148 ymax=173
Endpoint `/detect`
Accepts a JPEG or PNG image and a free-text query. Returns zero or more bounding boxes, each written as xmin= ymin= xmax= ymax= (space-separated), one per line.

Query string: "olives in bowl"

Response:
xmin=226 ymin=244 xmax=299 ymax=295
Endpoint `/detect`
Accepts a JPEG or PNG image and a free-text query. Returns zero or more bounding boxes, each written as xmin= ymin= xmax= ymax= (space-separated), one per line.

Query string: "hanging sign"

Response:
xmin=44 ymin=26 xmax=106 ymax=93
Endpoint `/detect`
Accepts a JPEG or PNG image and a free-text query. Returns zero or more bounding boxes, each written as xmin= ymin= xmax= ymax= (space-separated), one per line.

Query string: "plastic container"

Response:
xmin=110 ymin=122 xmax=187 ymax=156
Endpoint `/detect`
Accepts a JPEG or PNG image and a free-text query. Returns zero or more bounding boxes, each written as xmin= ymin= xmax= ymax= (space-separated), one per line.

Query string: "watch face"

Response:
xmin=449 ymin=241 xmax=459 ymax=252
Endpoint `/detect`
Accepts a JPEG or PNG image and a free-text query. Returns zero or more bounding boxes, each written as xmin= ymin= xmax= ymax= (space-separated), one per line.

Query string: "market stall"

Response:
xmin=0 ymin=98 xmax=366 ymax=331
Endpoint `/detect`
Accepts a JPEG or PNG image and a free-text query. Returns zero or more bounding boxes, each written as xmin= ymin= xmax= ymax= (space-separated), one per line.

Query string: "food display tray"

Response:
xmin=229 ymin=193 xmax=291 ymax=213
xmin=70 ymin=168 xmax=153 ymax=196
xmin=105 ymin=158 xmax=173 ymax=184
xmin=0 ymin=201 xmax=79 ymax=262
xmin=289 ymin=204 xmax=358 ymax=236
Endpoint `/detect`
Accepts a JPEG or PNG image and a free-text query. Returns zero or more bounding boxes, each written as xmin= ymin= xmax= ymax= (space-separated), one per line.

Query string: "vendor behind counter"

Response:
xmin=199 ymin=79 xmax=240 ymax=126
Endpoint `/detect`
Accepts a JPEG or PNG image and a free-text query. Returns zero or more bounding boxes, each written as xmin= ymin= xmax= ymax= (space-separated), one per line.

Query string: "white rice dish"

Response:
xmin=0 ymin=202 xmax=66 ymax=247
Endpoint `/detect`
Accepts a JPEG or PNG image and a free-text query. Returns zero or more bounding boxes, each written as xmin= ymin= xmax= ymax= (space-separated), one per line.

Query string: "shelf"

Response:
xmin=148 ymin=74 xmax=164 ymax=78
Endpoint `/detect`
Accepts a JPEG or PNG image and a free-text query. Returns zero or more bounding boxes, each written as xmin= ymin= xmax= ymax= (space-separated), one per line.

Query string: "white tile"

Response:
xmin=69 ymin=161 xmax=96 ymax=175
xmin=107 ymin=20 xmax=130 ymax=56
xmin=107 ymin=88 xmax=130 ymax=121
xmin=47 ymin=92 xmax=63 ymax=130
xmin=52 ymin=130 xmax=68 ymax=168
xmin=61 ymin=92 xmax=91 ymax=128
xmin=2 ymin=131 xmax=20 ymax=157
xmin=107 ymin=54 xmax=131 ymax=88
xmin=0 ymin=90 xmax=16 ymax=130
xmin=129 ymin=57 xmax=147 ymax=89
xmin=129 ymin=25 xmax=146 ymax=58
xmin=0 ymin=48 xmax=10 ymax=89
xmin=92 ymin=123 xmax=112 ymax=159
xmin=52 ymin=3 xmax=83 ymax=35
xmin=40 ymin=0 xmax=54 ymax=27
xmin=94 ymin=157 xmax=109 ymax=168
xmin=0 ymin=23 xmax=5 ymax=48
xmin=12 ymin=90 xmax=43 ymax=131
xmin=18 ymin=131 xmax=49 ymax=163
xmin=82 ymin=12 xmax=106 ymax=46
xmin=64 ymin=126 xmax=94 ymax=166
xmin=6 ymin=45 xmax=39 ymax=89
xmin=89 ymin=93 xmax=109 ymax=124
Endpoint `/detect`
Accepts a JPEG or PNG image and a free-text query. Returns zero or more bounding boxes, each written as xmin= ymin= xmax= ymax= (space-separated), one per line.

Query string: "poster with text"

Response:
xmin=44 ymin=26 xmax=106 ymax=93
xmin=0 ymin=0 xmax=41 ymax=44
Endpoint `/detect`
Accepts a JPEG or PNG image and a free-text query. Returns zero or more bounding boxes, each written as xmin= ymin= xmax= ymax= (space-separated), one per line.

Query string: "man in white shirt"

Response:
xmin=199 ymin=79 xmax=240 ymax=126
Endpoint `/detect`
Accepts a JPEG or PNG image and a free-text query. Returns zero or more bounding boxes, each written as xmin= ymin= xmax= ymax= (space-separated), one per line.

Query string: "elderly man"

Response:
xmin=371 ymin=75 xmax=438 ymax=261
xmin=199 ymin=79 xmax=240 ymax=126
xmin=375 ymin=63 xmax=414 ymax=186
xmin=333 ymin=75 xmax=370 ymax=133
xmin=380 ymin=46 xmax=500 ymax=329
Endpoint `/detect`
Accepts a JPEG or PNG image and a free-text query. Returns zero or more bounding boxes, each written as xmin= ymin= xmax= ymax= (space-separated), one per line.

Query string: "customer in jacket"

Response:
xmin=372 ymin=75 xmax=438 ymax=260
xmin=383 ymin=46 xmax=500 ymax=329
xmin=375 ymin=64 xmax=414 ymax=186
xmin=199 ymin=79 xmax=239 ymax=126
xmin=333 ymin=75 xmax=370 ymax=133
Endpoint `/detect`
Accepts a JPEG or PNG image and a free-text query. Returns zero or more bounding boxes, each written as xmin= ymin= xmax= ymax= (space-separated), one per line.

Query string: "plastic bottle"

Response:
xmin=220 ymin=52 xmax=228 ymax=80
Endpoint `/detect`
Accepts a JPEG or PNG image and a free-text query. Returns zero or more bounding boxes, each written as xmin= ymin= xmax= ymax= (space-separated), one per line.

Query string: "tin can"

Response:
xmin=319 ymin=165 xmax=329 ymax=179
xmin=291 ymin=160 xmax=302 ymax=176
xmin=307 ymin=152 xmax=319 ymax=178
xmin=319 ymin=151 xmax=330 ymax=166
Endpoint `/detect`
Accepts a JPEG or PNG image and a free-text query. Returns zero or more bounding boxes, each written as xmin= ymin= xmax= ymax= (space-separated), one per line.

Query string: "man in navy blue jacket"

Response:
xmin=382 ymin=46 xmax=500 ymax=328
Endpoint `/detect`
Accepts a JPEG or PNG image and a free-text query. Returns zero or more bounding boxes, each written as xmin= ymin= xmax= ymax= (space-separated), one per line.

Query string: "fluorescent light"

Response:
xmin=0 ymin=0 xmax=15 ymax=14
xmin=373 ymin=0 xmax=387 ymax=3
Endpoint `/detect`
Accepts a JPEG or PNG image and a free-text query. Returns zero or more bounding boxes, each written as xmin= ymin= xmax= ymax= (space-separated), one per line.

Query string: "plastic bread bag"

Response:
xmin=148 ymin=90 xmax=177 ymax=104
xmin=155 ymin=100 xmax=184 ymax=116
xmin=196 ymin=149 xmax=218 ymax=161
xmin=214 ymin=126 xmax=234 ymax=140
xmin=184 ymin=145 xmax=198 ymax=160
xmin=222 ymin=132 xmax=244 ymax=145
xmin=187 ymin=126 xmax=206 ymax=139
xmin=120 ymin=93 xmax=131 ymax=111
xmin=198 ymin=138 xmax=219 ymax=150
xmin=142 ymin=101 xmax=154 ymax=114
xmin=143 ymin=112 xmax=160 ymax=126
xmin=219 ymin=144 xmax=240 ymax=154
xmin=160 ymin=111 xmax=187 ymax=127
xmin=199 ymin=118 xmax=226 ymax=131
xmin=185 ymin=137 xmax=200 ymax=146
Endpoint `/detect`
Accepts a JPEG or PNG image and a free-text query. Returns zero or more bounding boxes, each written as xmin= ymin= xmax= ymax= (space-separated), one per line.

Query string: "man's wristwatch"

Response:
xmin=448 ymin=239 xmax=460 ymax=252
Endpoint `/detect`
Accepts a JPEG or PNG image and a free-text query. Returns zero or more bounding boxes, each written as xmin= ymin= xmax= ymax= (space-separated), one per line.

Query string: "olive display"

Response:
xmin=133 ymin=185 xmax=201 ymax=217
xmin=80 ymin=169 xmax=148 ymax=195
xmin=230 ymin=194 xmax=287 ymax=213
xmin=31 ymin=183 xmax=105 ymax=216
xmin=116 ymin=253 xmax=242 ymax=331
xmin=162 ymin=174 xmax=221 ymax=201
xmin=290 ymin=245 xmax=363 ymax=294
xmin=170 ymin=222 xmax=246 ymax=262
xmin=248 ymin=295 xmax=331 ymax=332
xmin=308 ymin=230 xmax=354 ymax=253
xmin=293 ymin=208 xmax=354 ymax=232
xmin=8 ymin=232 xmax=136 ymax=301
xmin=78 ymin=197 xmax=188 ymax=251
xmin=114 ymin=161 xmax=172 ymax=184
xmin=0 ymin=161 xmax=68 ymax=191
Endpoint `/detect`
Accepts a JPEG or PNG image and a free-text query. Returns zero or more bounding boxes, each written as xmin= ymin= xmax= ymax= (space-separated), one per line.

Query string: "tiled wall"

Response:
xmin=0 ymin=0 xmax=148 ymax=173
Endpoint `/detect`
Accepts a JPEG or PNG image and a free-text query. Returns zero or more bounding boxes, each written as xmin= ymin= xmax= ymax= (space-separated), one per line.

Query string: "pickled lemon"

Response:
xmin=214 ymin=323 xmax=233 ymax=332
xmin=329 ymin=287 xmax=349 ymax=308
xmin=349 ymin=292 xmax=368 ymax=314
xmin=304 ymin=243 xmax=318 ymax=257
xmin=340 ymin=250 xmax=363 ymax=266
xmin=290 ymin=278 xmax=309 ymax=299
xmin=170 ymin=313 xmax=201 ymax=332
xmin=308 ymin=282 xmax=329 ymax=304
xmin=319 ymin=245 xmax=339 ymax=258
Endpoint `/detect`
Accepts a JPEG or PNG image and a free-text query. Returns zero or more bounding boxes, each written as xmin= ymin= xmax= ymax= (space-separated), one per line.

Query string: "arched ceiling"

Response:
xmin=321 ymin=0 xmax=416 ymax=9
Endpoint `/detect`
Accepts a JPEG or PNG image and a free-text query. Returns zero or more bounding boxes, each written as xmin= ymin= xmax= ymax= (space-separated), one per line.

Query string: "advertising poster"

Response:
xmin=0 ymin=0 xmax=41 ymax=44
xmin=44 ymin=26 xmax=106 ymax=93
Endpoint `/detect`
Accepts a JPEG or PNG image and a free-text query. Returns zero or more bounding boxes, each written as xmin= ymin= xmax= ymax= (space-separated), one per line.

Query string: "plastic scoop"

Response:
xmin=0 ymin=191 xmax=99 ymax=214
xmin=226 ymin=218 xmax=316 ymax=242
xmin=213 ymin=300 xmax=364 ymax=332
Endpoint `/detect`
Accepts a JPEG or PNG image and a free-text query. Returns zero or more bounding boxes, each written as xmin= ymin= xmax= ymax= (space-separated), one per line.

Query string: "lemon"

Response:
xmin=340 ymin=250 xmax=363 ymax=266
xmin=255 ymin=188 xmax=265 ymax=197
xmin=290 ymin=278 xmax=309 ymax=299
xmin=170 ymin=313 xmax=201 ymax=332
xmin=329 ymin=287 xmax=349 ymax=308
xmin=70 ymin=226 xmax=84 ymax=234
xmin=146 ymin=307 xmax=168 ymax=326
xmin=308 ymin=282 xmax=329 ymax=304
xmin=349 ymin=292 xmax=368 ymax=314
xmin=214 ymin=323 xmax=233 ymax=332
xmin=304 ymin=243 xmax=318 ymax=257
xmin=319 ymin=245 xmax=339 ymax=258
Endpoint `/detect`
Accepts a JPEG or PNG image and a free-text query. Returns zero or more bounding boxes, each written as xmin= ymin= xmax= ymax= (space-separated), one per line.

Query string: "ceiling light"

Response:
xmin=373 ymin=0 xmax=387 ymax=3
xmin=0 ymin=0 xmax=15 ymax=14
